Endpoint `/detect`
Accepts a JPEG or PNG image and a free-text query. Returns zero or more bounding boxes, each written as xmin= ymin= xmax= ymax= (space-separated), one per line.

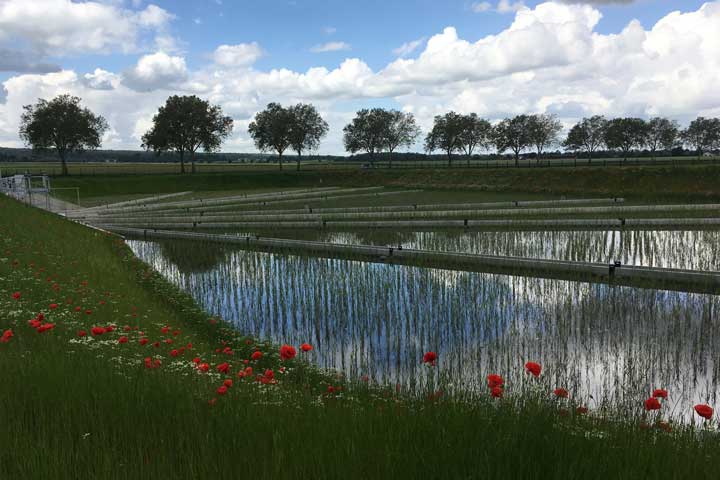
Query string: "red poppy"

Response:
xmin=491 ymin=386 xmax=503 ymax=398
xmin=423 ymin=351 xmax=438 ymax=366
xmin=192 ymin=357 xmax=201 ymax=364
xmin=694 ymin=404 xmax=714 ymax=420
xmin=28 ymin=318 xmax=41 ymax=328
xmin=12 ymin=292 xmax=21 ymax=300
xmin=186 ymin=343 xmax=192 ymax=350
xmin=251 ymin=351 xmax=263 ymax=361
xmin=264 ymin=369 xmax=274 ymax=380
xmin=153 ymin=342 xmax=160 ymax=348
xmin=164 ymin=339 xmax=173 ymax=344
xmin=301 ymin=343 xmax=313 ymax=352
xmin=161 ymin=326 xmax=170 ymax=334
xmin=105 ymin=325 xmax=115 ymax=333
xmin=77 ymin=330 xmax=87 ymax=337
xmin=525 ymin=362 xmax=542 ymax=377
xmin=487 ymin=374 xmax=504 ymax=389
xmin=554 ymin=388 xmax=569 ymax=398
xmin=217 ymin=385 xmax=228 ymax=396
xmin=644 ymin=398 xmax=661 ymax=411
xmin=217 ymin=362 xmax=230 ymax=374
xmin=223 ymin=379 xmax=233 ymax=388
xmin=170 ymin=349 xmax=179 ymax=357
xmin=576 ymin=406 xmax=588 ymax=415
xmin=49 ymin=303 xmax=58 ymax=310
xmin=0 ymin=329 xmax=13 ymax=343
xmin=74 ymin=306 xmax=82 ymax=312
xmin=222 ymin=346 xmax=233 ymax=355
xmin=91 ymin=326 xmax=106 ymax=336
xmin=198 ymin=363 xmax=210 ymax=373
xmin=118 ymin=336 xmax=129 ymax=344
xmin=361 ymin=375 xmax=369 ymax=383
xmin=244 ymin=366 xmax=253 ymax=376
xmin=173 ymin=330 xmax=180 ymax=337
xmin=123 ymin=326 xmax=131 ymax=332
xmin=139 ymin=338 xmax=149 ymax=346
xmin=652 ymin=389 xmax=668 ymax=399
xmin=280 ymin=344 xmax=297 ymax=360
xmin=85 ymin=309 xmax=92 ymax=315
xmin=327 ymin=385 xmax=335 ymax=394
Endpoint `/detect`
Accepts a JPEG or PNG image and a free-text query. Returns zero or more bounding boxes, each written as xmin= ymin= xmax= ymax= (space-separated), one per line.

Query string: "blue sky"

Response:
xmin=1 ymin=0 xmax=719 ymax=153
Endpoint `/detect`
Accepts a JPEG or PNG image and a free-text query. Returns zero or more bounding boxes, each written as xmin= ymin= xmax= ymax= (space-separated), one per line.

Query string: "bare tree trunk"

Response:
xmin=190 ymin=150 xmax=196 ymax=174
xmin=296 ymin=152 xmax=301 ymax=171
xmin=447 ymin=150 xmax=452 ymax=168
xmin=59 ymin=151 xmax=68 ymax=176
xmin=279 ymin=151 xmax=283 ymax=171
xmin=179 ymin=151 xmax=185 ymax=174
xmin=388 ymin=150 xmax=393 ymax=169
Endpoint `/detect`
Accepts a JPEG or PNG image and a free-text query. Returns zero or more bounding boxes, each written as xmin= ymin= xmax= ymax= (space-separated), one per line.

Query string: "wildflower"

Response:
xmin=300 ymin=343 xmax=313 ymax=352
xmin=280 ymin=344 xmax=297 ymax=360
xmin=491 ymin=387 xmax=503 ymax=398
xmin=217 ymin=385 xmax=228 ymax=396
xmin=694 ymin=404 xmax=714 ymax=420
xmin=118 ymin=336 xmax=129 ymax=344
xmin=244 ymin=367 xmax=253 ymax=377
xmin=217 ymin=362 xmax=230 ymax=374
xmin=77 ymin=330 xmax=87 ymax=337
xmin=91 ymin=326 xmax=106 ymax=336
xmin=192 ymin=357 xmax=201 ymax=364
xmin=251 ymin=351 xmax=263 ymax=361
xmin=223 ymin=379 xmax=233 ymax=388
xmin=554 ymin=388 xmax=569 ymax=398
xmin=423 ymin=351 xmax=437 ymax=366
xmin=36 ymin=323 xmax=55 ymax=333
xmin=12 ymin=292 xmax=21 ymax=300
xmin=49 ymin=303 xmax=58 ymax=310
xmin=153 ymin=342 xmax=160 ymax=348
xmin=487 ymin=374 xmax=504 ymax=389
xmin=525 ymin=362 xmax=542 ymax=377
xmin=198 ymin=363 xmax=210 ymax=373
xmin=186 ymin=343 xmax=192 ymax=350
xmin=644 ymin=398 xmax=661 ymax=411
xmin=74 ymin=306 xmax=82 ymax=312
xmin=164 ymin=338 xmax=173 ymax=344
xmin=208 ymin=398 xmax=217 ymax=406
xmin=123 ymin=326 xmax=131 ymax=332
xmin=173 ymin=330 xmax=180 ymax=337
xmin=28 ymin=318 xmax=41 ymax=328
xmin=161 ymin=326 xmax=170 ymax=334
xmin=85 ymin=309 xmax=92 ymax=315
xmin=105 ymin=325 xmax=115 ymax=333
xmin=657 ymin=421 xmax=672 ymax=433
xmin=327 ymin=385 xmax=335 ymax=394
xmin=0 ymin=329 xmax=13 ymax=343
xmin=170 ymin=349 xmax=179 ymax=357
xmin=139 ymin=338 xmax=149 ymax=346
xmin=264 ymin=369 xmax=274 ymax=380
xmin=653 ymin=389 xmax=668 ymax=399
xmin=576 ymin=406 xmax=588 ymax=415
xmin=361 ymin=375 xmax=369 ymax=383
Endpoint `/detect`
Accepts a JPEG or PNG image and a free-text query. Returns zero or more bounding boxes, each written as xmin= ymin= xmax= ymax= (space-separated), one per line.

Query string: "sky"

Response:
xmin=0 ymin=0 xmax=719 ymax=154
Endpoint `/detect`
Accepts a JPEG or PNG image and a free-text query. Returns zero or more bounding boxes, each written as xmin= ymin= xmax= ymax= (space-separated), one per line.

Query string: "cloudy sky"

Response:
xmin=0 ymin=0 xmax=718 ymax=154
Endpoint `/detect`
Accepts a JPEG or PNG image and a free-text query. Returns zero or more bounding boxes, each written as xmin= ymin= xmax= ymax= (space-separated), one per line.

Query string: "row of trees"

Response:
xmin=18 ymin=94 xmax=720 ymax=175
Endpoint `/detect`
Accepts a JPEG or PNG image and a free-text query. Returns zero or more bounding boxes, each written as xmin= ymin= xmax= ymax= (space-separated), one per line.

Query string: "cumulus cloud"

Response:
xmin=0 ymin=48 xmax=60 ymax=74
xmin=213 ymin=43 xmax=263 ymax=67
xmin=1 ymin=1 xmax=720 ymax=154
xmin=497 ymin=0 xmax=527 ymax=13
xmin=310 ymin=42 xmax=351 ymax=53
xmin=392 ymin=38 xmax=426 ymax=57
xmin=121 ymin=52 xmax=187 ymax=92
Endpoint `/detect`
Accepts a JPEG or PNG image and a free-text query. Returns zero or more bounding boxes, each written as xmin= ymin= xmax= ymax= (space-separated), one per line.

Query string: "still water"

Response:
xmin=128 ymin=230 xmax=720 ymax=420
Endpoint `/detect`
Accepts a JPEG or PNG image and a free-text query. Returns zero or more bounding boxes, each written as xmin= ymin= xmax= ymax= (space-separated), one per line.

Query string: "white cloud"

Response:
xmin=310 ymin=41 xmax=351 ymax=53
xmin=121 ymin=51 xmax=187 ymax=92
xmin=497 ymin=0 xmax=527 ymax=13
xmin=324 ymin=26 xmax=337 ymax=35
xmin=393 ymin=38 xmax=426 ymax=57
xmin=213 ymin=43 xmax=263 ymax=68
xmin=83 ymin=69 xmax=119 ymax=90
xmin=471 ymin=2 xmax=492 ymax=13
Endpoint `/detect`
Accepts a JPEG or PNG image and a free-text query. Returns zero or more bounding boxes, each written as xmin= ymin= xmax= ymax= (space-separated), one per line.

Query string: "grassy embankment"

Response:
xmin=2 ymin=194 xmax=720 ymax=479
xmin=51 ymin=163 xmax=720 ymax=206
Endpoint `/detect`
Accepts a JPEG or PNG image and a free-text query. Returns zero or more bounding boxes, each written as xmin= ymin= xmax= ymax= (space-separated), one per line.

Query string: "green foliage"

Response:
xmin=248 ymin=103 xmax=294 ymax=170
xmin=493 ymin=115 xmax=533 ymax=166
xmin=141 ymin=95 xmax=233 ymax=174
xmin=343 ymin=108 xmax=391 ymax=163
xmin=603 ymin=117 xmax=649 ymax=160
xmin=563 ymin=116 xmax=608 ymax=162
xmin=527 ymin=113 xmax=562 ymax=159
xmin=647 ymin=117 xmax=680 ymax=155
xmin=424 ymin=111 xmax=465 ymax=166
xmin=287 ymin=103 xmax=329 ymax=170
xmin=19 ymin=94 xmax=108 ymax=176
xmin=682 ymin=117 xmax=720 ymax=156
xmin=458 ymin=113 xmax=493 ymax=159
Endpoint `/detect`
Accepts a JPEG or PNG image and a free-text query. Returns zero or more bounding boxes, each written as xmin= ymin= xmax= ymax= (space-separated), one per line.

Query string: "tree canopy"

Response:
xmin=458 ymin=114 xmax=493 ymax=164
xmin=19 ymin=94 xmax=108 ymax=176
xmin=343 ymin=108 xmax=389 ymax=164
xmin=248 ymin=103 xmax=295 ymax=170
xmin=141 ymin=95 xmax=233 ymax=174
xmin=527 ymin=114 xmax=562 ymax=161
xmin=682 ymin=117 xmax=720 ymax=157
xmin=493 ymin=115 xmax=532 ymax=166
xmin=646 ymin=117 xmax=680 ymax=158
xmin=287 ymin=103 xmax=329 ymax=171
xmin=384 ymin=110 xmax=421 ymax=168
xmin=424 ymin=112 xmax=465 ymax=167
xmin=562 ymin=115 xmax=607 ymax=162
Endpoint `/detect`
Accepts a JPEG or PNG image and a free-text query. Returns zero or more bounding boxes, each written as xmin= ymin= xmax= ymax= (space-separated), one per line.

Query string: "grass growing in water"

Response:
xmin=1 ymin=194 xmax=719 ymax=479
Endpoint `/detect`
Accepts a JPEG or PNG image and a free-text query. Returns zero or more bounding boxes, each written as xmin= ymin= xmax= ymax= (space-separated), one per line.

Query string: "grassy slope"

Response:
xmin=1 ymin=195 xmax=719 ymax=479
xmin=51 ymin=164 xmax=720 ymax=205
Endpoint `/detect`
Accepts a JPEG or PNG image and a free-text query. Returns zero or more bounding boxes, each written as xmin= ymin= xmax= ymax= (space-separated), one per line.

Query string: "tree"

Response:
xmin=603 ymin=117 xmax=648 ymax=162
xmin=248 ymin=103 xmax=294 ymax=170
xmin=142 ymin=95 xmax=233 ymax=174
xmin=287 ymin=103 xmax=329 ymax=171
xmin=646 ymin=117 xmax=679 ymax=161
xmin=527 ymin=113 xmax=562 ymax=162
xmin=343 ymin=108 xmax=388 ymax=165
xmin=424 ymin=112 xmax=465 ymax=167
xmin=384 ymin=110 xmax=420 ymax=168
xmin=459 ymin=114 xmax=492 ymax=166
xmin=682 ymin=117 xmax=720 ymax=159
xmin=493 ymin=115 xmax=532 ymax=167
xmin=19 ymin=94 xmax=108 ymax=176
xmin=562 ymin=115 xmax=607 ymax=164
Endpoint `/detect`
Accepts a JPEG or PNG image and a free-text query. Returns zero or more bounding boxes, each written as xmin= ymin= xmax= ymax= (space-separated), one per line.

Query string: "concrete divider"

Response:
xmin=73 ymin=191 xmax=193 ymax=213
xmin=102 ymin=227 xmax=720 ymax=295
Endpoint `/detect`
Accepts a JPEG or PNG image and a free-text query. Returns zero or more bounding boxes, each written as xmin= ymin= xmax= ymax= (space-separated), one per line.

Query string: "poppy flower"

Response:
xmin=28 ymin=318 xmax=41 ymax=328
xmin=91 ymin=326 xmax=105 ymax=336
xmin=280 ymin=344 xmax=297 ymax=360
xmin=244 ymin=367 xmax=253 ymax=376
xmin=153 ymin=342 xmax=160 ymax=348
xmin=198 ymin=363 xmax=210 ymax=373
xmin=123 ymin=326 xmax=131 ymax=332
xmin=192 ymin=357 xmax=201 ymax=364
xmin=222 ymin=346 xmax=233 ymax=355
xmin=12 ymin=292 xmax=21 ymax=300
xmin=264 ymin=369 xmax=274 ymax=380
xmin=118 ymin=336 xmax=129 ymax=344
xmin=49 ymin=303 xmax=58 ymax=310
xmin=37 ymin=322 xmax=56 ymax=332
xmin=173 ymin=330 xmax=180 ymax=337
xmin=105 ymin=325 xmax=115 ymax=333
xmin=576 ymin=406 xmax=588 ymax=415
xmin=694 ymin=404 xmax=714 ymax=420
xmin=170 ymin=349 xmax=179 ymax=357
xmin=186 ymin=343 xmax=192 ymax=350
xmin=644 ymin=398 xmax=661 ymax=411
xmin=653 ymin=389 xmax=668 ymax=399
xmin=301 ymin=343 xmax=313 ymax=352
xmin=161 ymin=326 xmax=170 ymax=334
xmin=361 ymin=375 xmax=369 ymax=383
xmin=77 ymin=330 xmax=87 ymax=338
xmin=525 ymin=362 xmax=542 ymax=377
xmin=327 ymin=385 xmax=335 ymax=394
xmin=85 ymin=309 xmax=92 ymax=315
xmin=487 ymin=374 xmax=504 ymax=389
xmin=554 ymin=388 xmax=569 ymax=398
xmin=491 ymin=387 xmax=503 ymax=398
xmin=223 ymin=379 xmax=233 ymax=388
xmin=217 ymin=385 xmax=228 ymax=396
xmin=251 ymin=351 xmax=263 ymax=361
xmin=217 ymin=362 xmax=230 ymax=374
xmin=423 ymin=351 xmax=438 ymax=366
xmin=74 ymin=306 xmax=82 ymax=312
xmin=0 ymin=329 xmax=13 ymax=343
xmin=164 ymin=338 xmax=173 ymax=345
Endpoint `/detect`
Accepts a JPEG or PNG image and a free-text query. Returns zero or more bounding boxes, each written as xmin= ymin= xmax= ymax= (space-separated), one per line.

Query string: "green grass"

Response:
xmin=2 ymin=194 xmax=720 ymax=479
xmin=49 ymin=163 xmax=720 ymax=207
